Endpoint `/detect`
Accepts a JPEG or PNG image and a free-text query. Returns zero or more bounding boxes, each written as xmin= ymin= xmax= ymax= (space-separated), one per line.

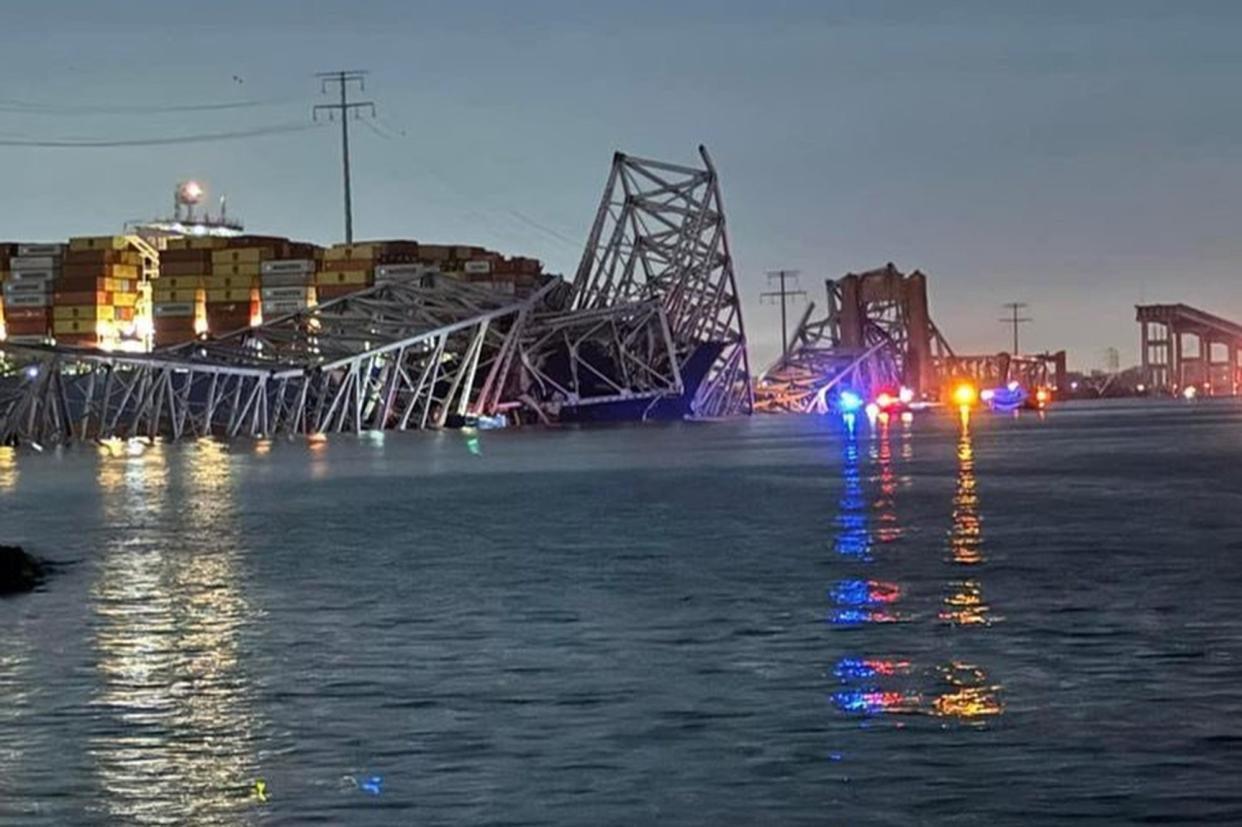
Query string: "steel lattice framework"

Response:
xmin=755 ymin=265 xmax=955 ymax=413
xmin=569 ymin=146 xmax=752 ymax=417
xmin=0 ymin=146 xmax=754 ymax=445
xmin=0 ymin=276 xmax=547 ymax=445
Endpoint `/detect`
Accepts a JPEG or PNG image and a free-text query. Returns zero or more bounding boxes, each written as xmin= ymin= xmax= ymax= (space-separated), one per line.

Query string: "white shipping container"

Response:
xmin=260 ymin=259 xmax=316 ymax=276
xmin=261 ymin=300 xmax=310 ymax=315
xmin=376 ymin=263 xmax=434 ymax=279
xmin=260 ymin=271 xmax=314 ymax=288
xmin=3 ymin=280 xmax=51 ymax=295
xmin=8 ymin=269 xmax=57 ymax=282
xmin=464 ymin=260 xmax=492 ymax=274
xmin=16 ymin=243 xmax=64 ymax=257
xmin=9 ymin=256 xmax=58 ymax=270
xmin=260 ymin=286 xmax=314 ymax=301
xmin=153 ymin=303 xmax=195 ymax=317
xmin=4 ymin=293 xmax=50 ymax=307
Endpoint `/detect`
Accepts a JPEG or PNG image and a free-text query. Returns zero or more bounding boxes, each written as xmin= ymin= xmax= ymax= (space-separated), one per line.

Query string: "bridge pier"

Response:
xmin=1137 ymin=304 xmax=1242 ymax=396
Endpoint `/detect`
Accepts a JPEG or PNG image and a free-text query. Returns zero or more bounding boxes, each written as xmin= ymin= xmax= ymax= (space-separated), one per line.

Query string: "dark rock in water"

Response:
xmin=0 ymin=545 xmax=47 ymax=594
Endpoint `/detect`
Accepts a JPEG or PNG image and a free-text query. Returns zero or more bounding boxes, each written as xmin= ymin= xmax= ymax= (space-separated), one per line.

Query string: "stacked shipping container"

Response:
xmin=54 ymin=237 xmax=140 ymax=347
xmin=260 ymin=256 xmax=317 ymax=318
xmin=2 ymin=232 xmax=546 ymax=348
xmin=3 ymin=243 xmax=63 ymax=344
xmin=416 ymin=243 xmax=544 ymax=295
xmin=204 ymin=236 xmax=319 ymax=333
xmin=154 ymin=236 xmax=216 ymax=346
xmin=0 ymin=242 xmax=11 ymax=339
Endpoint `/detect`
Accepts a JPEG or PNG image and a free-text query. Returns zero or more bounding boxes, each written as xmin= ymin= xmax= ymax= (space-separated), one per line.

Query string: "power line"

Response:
xmin=314 ymin=70 xmax=375 ymax=244
xmin=0 ymin=96 xmax=301 ymax=115
xmin=999 ymin=302 xmax=1033 ymax=355
xmin=359 ymin=113 xmax=581 ymax=252
xmin=0 ymin=122 xmax=324 ymax=148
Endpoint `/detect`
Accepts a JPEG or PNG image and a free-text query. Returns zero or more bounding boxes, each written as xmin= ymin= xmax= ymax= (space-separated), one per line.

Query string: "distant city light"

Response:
xmin=952 ymin=382 xmax=978 ymax=408
xmin=838 ymin=389 xmax=863 ymax=413
xmin=1182 ymin=385 xmax=1197 ymax=400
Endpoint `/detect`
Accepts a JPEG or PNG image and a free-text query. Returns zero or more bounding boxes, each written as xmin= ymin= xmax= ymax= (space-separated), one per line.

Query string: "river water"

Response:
xmin=1 ymin=400 xmax=1240 ymax=825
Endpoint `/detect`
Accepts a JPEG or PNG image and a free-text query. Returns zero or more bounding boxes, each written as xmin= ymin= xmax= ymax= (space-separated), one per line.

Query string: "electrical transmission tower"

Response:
xmin=999 ymin=301 xmax=1032 ymax=355
xmin=761 ymin=270 xmax=807 ymax=359
xmin=314 ymin=70 xmax=375 ymax=243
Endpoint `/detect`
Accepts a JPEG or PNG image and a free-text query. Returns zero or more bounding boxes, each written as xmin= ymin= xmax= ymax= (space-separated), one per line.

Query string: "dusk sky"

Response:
xmin=2 ymin=0 xmax=1241 ymax=369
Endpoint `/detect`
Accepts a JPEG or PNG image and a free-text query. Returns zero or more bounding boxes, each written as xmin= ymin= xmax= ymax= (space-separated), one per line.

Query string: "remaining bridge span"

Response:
xmin=1137 ymin=303 xmax=1242 ymax=394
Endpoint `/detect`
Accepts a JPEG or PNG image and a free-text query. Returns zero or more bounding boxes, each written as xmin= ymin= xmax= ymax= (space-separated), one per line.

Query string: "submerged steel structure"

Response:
xmin=0 ymin=146 xmax=751 ymax=444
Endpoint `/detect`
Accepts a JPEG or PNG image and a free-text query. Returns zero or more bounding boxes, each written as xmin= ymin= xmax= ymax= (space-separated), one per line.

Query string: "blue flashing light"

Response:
xmin=831 ymin=579 xmax=872 ymax=607
xmin=830 ymin=608 xmax=871 ymax=626
xmin=838 ymin=389 xmax=864 ymax=413
xmin=834 ymin=657 xmax=876 ymax=680
xmin=360 ymin=775 xmax=383 ymax=795
xmin=833 ymin=690 xmax=883 ymax=714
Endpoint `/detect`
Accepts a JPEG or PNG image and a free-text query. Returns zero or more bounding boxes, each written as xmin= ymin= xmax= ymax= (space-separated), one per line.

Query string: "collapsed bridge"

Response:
xmin=754 ymin=263 xmax=1066 ymax=413
xmin=0 ymin=147 xmax=752 ymax=445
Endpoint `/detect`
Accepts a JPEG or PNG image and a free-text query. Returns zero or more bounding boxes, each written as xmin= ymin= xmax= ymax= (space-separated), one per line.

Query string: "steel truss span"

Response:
xmin=569 ymin=146 xmax=752 ymax=417
xmin=0 ymin=146 xmax=754 ymax=444
xmin=0 ymin=276 xmax=543 ymax=445
xmin=755 ymin=264 xmax=949 ymax=414
xmin=753 ymin=263 xmax=1067 ymax=413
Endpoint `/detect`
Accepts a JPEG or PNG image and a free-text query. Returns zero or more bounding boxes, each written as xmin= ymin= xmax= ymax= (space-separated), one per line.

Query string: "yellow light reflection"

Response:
xmin=0 ymin=445 xmax=18 ymax=491
xmin=949 ymin=413 xmax=982 ymax=565
xmin=869 ymin=414 xmax=903 ymax=545
xmin=90 ymin=439 xmax=260 ymax=823
xmin=933 ymin=662 xmax=1003 ymax=720
xmin=939 ymin=579 xmax=998 ymax=626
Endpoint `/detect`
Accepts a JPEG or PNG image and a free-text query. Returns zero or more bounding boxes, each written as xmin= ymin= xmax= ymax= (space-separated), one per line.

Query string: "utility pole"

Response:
xmin=314 ymin=70 xmax=375 ymax=243
xmin=999 ymin=302 xmax=1032 ymax=355
xmin=760 ymin=270 xmax=807 ymax=358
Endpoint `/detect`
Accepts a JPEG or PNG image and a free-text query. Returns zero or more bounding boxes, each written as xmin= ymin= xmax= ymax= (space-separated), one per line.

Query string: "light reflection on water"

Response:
xmin=88 ymin=439 xmax=262 ymax=824
xmin=832 ymin=425 xmax=870 ymax=561
xmin=0 ymin=626 xmax=33 ymax=814
xmin=829 ymin=410 xmax=1002 ymax=725
xmin=0 ymin=445 xmax=18 ymax=491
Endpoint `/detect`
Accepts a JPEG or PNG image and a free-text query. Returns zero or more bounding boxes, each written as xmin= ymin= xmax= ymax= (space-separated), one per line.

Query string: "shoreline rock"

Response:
xmin=0 ymin=545 xmax=47 ymax=594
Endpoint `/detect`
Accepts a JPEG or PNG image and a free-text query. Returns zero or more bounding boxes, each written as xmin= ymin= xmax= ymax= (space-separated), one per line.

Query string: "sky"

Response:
xmin=2 ymin=0 xmax=1241 ymax=370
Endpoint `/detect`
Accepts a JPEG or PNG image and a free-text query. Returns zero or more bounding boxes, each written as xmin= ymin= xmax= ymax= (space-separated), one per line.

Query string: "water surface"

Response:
xmin=2 ymin=400 xmax=1241 ymax=824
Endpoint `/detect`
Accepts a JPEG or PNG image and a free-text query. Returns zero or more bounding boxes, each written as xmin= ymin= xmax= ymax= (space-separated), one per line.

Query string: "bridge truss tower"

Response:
xmin=568 ymin=146 xmax=752 ymax=417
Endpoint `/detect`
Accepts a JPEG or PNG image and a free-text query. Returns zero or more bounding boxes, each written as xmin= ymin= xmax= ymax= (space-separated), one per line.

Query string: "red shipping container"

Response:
xmin=160 ymin=260 xmax=212 ymax=275
xmin=62 ymin=249 xmax=127 ymax=265
xmin=5 ymin=320 xmax=50 ymax=335
xmin=3 ymin=307 xmax=51 ymax=321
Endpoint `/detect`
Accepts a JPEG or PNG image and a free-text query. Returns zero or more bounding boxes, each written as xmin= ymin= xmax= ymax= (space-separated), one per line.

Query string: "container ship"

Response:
xmin=0 ymin=180 xmax=549 ymax=352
